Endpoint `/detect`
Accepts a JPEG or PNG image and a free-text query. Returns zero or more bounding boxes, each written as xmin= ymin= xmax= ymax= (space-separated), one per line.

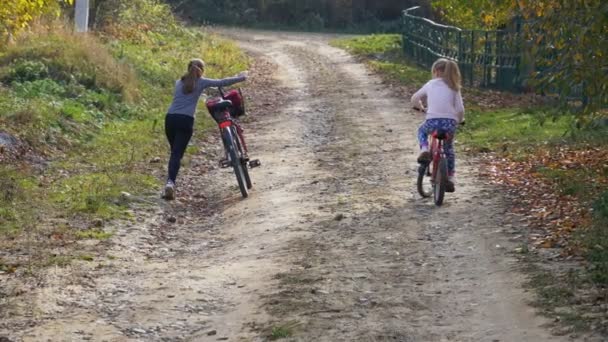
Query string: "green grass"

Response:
xmin=42 ymin=255 xmax=74 ymax=267
xmin=269 ymin=321 xmax=299 ymax=340
xmin=459 ymin=108 xmax=572 ymax=155
xmin=332 ymin=34 xmax=402 ymax=55
xmin=78 ymin=254 xmax=95 ymax=262
xmin=74 ymin=229 xmax=114 ymax=241
xmin=368 ymin=60 xmax=428 ymax=87
xmin=535 ymin=167 xmax=590 ymax=197
xmin=0 ymin=167 xmax=40 ymax=236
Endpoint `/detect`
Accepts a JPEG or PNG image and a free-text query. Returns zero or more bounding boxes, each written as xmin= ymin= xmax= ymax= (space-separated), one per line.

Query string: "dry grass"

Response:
xmin=1 ymin=21 xmax=138 ymax=101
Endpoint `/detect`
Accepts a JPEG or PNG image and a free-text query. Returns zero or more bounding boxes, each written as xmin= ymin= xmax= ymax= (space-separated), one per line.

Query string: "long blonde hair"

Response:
xmin=181 ymin=58 xmax=205 ymax=94
xmin=432 ymin=58 xmax=462 ymax=92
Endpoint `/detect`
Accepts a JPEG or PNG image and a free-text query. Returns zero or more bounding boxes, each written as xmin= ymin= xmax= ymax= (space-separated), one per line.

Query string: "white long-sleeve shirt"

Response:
xmin=411 ymin=78 xmax=465 ymax=122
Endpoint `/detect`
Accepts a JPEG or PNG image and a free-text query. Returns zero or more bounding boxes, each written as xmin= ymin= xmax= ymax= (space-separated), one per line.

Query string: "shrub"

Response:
xmin=95 ymin=0 xmax=179 ymax=42
xmin=592 ymin=191 xmax=608 ymax=222
xmin=3 ymin=60 xmax=49 ymax=83
xmin=0 ymin=23 xmax=138 ymax=101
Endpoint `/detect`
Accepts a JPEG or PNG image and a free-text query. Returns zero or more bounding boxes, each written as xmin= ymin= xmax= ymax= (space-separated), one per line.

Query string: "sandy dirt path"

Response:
xmin=0 ymin=29 xmax=576 ymax=342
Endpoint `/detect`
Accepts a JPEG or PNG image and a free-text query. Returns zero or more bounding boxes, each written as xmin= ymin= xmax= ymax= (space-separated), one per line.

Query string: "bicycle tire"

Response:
xmin=242 ymin=159 xmax=252 ymax=189
xmin=434 ymin=158 xmax=448 ymax=206
xmin=223 ymin=128 xmax=248 ymax=198
xmin=417 ymin=163 xmax=432 ymax=198
xmin=232 ymin=126 xmax=252 ymax=190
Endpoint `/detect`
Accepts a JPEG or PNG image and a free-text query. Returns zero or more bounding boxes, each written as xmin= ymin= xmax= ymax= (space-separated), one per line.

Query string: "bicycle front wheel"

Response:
xmin=417 ymin=163 xmax=432 ymax=198
xmin=233 ymin=127 xmax=252 ymax=190
xmin=434 ymin=158 xmax=448 ymax=206
xmin=223 ymin=128 xmax=248 ymax=198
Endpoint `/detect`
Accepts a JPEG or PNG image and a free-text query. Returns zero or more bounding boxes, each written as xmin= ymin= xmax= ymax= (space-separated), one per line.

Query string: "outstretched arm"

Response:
xmin=455 ymin=91 xmax=465 ymax=123
xmin=201 ymin=71 xmax=248 ymax=88
xmin=411 ymin=84 xmax=428 ymax=111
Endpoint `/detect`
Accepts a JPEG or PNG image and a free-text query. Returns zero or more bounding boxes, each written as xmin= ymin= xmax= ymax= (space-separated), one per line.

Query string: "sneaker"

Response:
xmin=417 ymin=151 xmax=431 ymax=164
xmin=163 ymin=181 xmax=175 ymax=200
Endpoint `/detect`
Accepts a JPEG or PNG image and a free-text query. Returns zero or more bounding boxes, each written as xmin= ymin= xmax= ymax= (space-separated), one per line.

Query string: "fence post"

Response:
xmin=484 ymin=31 xmax=490 ymax=87
xmin=470 ymin=30 xmax=475 ymax=87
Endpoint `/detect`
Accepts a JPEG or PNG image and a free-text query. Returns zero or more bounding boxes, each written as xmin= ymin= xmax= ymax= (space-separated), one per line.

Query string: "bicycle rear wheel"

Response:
xmin=417 ymin=163 xmax=432 ymax=198
xmin=434 ymin=158 xmax=448 ymax=206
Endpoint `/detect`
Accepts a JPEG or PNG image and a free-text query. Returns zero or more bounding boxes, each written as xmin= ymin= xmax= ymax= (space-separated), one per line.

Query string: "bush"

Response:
xmin=95 ymin=0 xmax=179 ymax=42
xmin=3 ymin=60 xmax=49 ymax=83
xmin=592 ymin=191 xmax=608 ymax=222
xmin=0 ymin=24 xmax=138 ymax=101
xmin=11 ymin=79 xmax=66 ymax=98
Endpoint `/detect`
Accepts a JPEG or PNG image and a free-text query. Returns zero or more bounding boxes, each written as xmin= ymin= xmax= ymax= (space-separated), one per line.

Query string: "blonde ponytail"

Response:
xmin=432 ymin=58 xmax=462 ymax=92
xmin=181 ymin=59 xmax=205 ymax=94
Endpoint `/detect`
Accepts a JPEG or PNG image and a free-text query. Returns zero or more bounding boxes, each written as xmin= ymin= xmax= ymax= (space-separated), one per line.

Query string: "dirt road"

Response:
xmin=1 ymin=29 xmax=575 ymax=341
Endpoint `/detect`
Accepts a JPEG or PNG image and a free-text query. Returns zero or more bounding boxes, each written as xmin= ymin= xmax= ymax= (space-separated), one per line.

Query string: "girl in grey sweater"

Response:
xmin=163 ymin=58 xmax=247 ymax=200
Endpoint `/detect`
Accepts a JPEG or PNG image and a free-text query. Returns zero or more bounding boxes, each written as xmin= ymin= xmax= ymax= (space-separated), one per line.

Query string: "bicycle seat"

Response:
xmin=433 ymin=129 xmax=449 ymax=140
xmin=211 ymin=99 xmax=233 ymax=111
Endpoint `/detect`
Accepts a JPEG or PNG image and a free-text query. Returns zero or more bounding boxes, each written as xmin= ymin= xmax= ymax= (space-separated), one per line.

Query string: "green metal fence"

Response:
xmin=402 ymin=6 xmax=523 ymax=92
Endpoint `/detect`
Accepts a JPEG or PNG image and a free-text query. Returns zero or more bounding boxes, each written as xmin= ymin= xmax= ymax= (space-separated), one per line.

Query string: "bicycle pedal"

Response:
xmin=248 ymin=159 xmax=261 ymax=168
xmin=219 ymin=160 xmax=231 ymax=168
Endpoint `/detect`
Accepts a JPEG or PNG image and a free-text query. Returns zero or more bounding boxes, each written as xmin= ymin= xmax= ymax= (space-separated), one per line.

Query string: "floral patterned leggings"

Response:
xmin=418 ymin=118 xmax=458 ymax=176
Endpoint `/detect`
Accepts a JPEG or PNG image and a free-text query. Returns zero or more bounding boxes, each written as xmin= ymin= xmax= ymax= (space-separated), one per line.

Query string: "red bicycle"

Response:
xmin=206 ymin=87 xmax=260 ymax=198
xmin=414 ymin=106 xmax=453 ymax=206
xmin=417 ymin=128 xmax=450 ymax=206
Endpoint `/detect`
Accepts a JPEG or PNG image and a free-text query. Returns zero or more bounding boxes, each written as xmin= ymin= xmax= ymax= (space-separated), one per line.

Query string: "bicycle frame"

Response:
xmin=418 ymin=129 xmax=450 ymax=203
xmin=414 ymin=106 xmax=456 ymax=205
xmin=215 ymin=116 xmax=232 ymax=160
xmin=428 ymin=131 xmax=447 ymax=182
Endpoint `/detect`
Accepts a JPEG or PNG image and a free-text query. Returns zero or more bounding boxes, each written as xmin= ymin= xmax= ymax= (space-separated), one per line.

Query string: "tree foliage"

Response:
xmin=167 ymin=0 xmax=429 ymax=30
xmin=91 ymin=0 xmax=179 ymax=41
xmin=431 ymin=0 xmax=607 ymax=121
xmin=517 ymin=0 xmax=608 ymax=122
xmin=0 ymin=0 xmax=73 ymax=40
xmin=430 ymin=0 xmax=512 ymax=28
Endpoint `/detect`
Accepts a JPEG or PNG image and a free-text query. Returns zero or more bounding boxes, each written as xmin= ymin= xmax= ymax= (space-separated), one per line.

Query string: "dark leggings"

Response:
xmin=165 ymin=114 xmax=194 ymax=183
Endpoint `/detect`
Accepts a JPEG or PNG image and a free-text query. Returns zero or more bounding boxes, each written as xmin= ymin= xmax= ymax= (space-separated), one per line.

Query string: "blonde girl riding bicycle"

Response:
xmin=411 ymin=58 xmax=465 ymax=192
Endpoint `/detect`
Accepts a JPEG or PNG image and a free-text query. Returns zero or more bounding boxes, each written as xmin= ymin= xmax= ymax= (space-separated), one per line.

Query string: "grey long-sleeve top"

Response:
xmin=166 ymin=76 xmax=246 ymax=117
